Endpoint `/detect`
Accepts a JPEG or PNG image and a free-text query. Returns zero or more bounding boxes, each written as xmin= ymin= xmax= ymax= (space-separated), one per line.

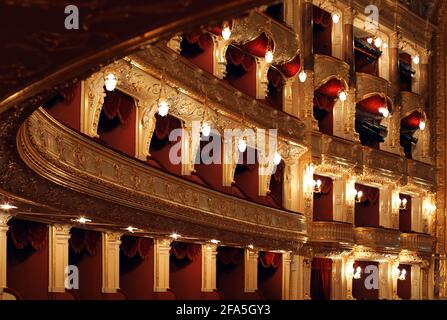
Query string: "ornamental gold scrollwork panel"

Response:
xmin=355 ymin=72 xmax=392 ymax=102
xmin=401 ymin=232 xmax=434 ymax=255
xmin=354 ymin=227 xmax=401 ymax=254
xmin=17 ymin=109 xmax=307 ymax=246
xmin=313 ymin=54 xmax=350 ymax=89
xmin=399 ymin=91 xmax=425 ymax=118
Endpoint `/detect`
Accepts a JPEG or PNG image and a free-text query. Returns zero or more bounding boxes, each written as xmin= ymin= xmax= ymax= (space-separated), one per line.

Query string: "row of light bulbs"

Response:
xmin=352 ymin=266 xmax=407 ymax=280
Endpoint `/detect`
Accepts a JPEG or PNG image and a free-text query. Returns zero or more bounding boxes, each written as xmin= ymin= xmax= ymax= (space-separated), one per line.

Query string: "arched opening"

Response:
xmin=314 ymin=78 xmax=345 ymax=135
xmin=399 ymin=53 xmax=415 ymax=92
xmin=313 ymin=6 xmax=333 ymax=56
xmin=399 ymin=194 xmax=412 ymax=233
xmin=352 ymin=261 xmax=379 ymax=300
xmin=313 ymin=174 xmax=333 ymax=221
xmin=400 ymin=111 xmax=425 ymax=159
xmin=258 ymin=251 xmax=283 ymax=300
xmin=354 ymin=183 xmax=380 ymax=228
xmin=98 ymin=89 xmax=137 ymax=157
xmin=181 ymin=31 xmax=214 ymax=74
xmin=310 ymin=257 xmax=332 ymax=300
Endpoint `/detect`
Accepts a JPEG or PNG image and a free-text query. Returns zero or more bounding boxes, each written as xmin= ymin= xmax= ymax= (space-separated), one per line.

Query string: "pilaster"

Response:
xmin=201 ymin=244 xmax=218 ymax=292
xmin=154 ymin=238 xmax=172 ymax=292
xmin=102 ymin=232 xmax=122 ymax=293
xmin=48 ymin=225 xmax=71 ymax=293
xmin=244 ymin=248 xmax=259 ymax=292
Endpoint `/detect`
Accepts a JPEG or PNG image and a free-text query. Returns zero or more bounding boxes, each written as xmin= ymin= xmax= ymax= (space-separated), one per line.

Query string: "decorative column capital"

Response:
xmin=390 ymin=31 xmax=400 ymax=49
xmin=0 ymin=214 xmax=11 ymax=228
xmin=420 ymin=49 xmax=432 ymax=65
xmin=343 ymin=7 xmax=356 ymax=25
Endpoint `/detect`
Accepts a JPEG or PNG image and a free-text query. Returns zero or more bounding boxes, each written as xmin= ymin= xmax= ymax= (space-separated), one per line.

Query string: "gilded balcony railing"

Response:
xmin=401 ymin=232 xmax=433 ymax=254
xmin=355 ymin=72 xmax=391 ymax=101
xmin=313 ymin=54 xmax=350 ymax=89
xmin=231 ymin=11 xmax=300 ymax=64
xmin=354 ymin=227 xmax=401 ymax=252
xmin=363 ymin=147 xmax=406 ymax=177
xmin=406 ymin=159 xmax=436 ymax=187
xmin=17 ymin=109 xmax=308 ymax=249
xmin=400 ymin=91 xmax=424 ymax=118
xmin=310 ymin=221 xmax=355 ymax=248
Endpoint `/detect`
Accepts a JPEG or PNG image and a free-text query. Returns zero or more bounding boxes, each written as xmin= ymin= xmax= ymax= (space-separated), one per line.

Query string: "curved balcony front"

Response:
xmin=313 ymin=54 xmax=350 ymax=89
xmin=355 ymin=72 xmax=391 ymax=102
xmin=354 ymin=227 xmax=401 ymax=254
xmin=309 ymin=221 xmax=355 ymax=252
xmin=401 ymin=232 xmax=433 ymax=255
xmin=400 ymin=91 xmax=424 ymax=118
xmin=17 ymin=108 xmax=307 ymax=250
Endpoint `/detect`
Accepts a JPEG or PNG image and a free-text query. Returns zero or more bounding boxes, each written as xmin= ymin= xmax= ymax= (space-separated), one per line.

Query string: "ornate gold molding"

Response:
xmin=17 ymin=109 xmax=308 ymax=247
xmin=355 ymin=72 xmax=391 ymax=103
xmin=313 ymin=54 xmax=350 ymax=89
xmin=309 ymin=221 xmax=354 ymax=249
xmin=354 ymin=227 xmax=401 ymax=254
xmin=401 ymin=233 xmax=434 ymax=255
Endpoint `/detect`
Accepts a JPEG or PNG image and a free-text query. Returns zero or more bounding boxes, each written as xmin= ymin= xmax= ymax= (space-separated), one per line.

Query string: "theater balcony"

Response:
xmin=313 ymin=54 xmax=350 ymax=93
xmin=17 ymin=108 xmax=308 ymax=250
xmin=355 ymin=72 xmax=391 ymax=103
xmin=309 ymin=221 xmax=354 ymax=251
xmin=400 ymin=232 xmax=434 ymax=255
xmin=354 ymin=227 xmax=401 ymax=254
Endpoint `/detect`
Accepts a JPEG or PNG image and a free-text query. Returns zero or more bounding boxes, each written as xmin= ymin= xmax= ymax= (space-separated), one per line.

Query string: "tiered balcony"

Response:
xmin=363 ymin=147 xmax=406 ymax=179
xmin=354 ymin=227 xmax=401 ymax=253
xmin=401 ymin=232 xmax=433 ymax=254
xmin=231 ymin=11 xmax=300 ymax=65
xmin=17 ymin=109 xmax=308 ymax=249
xmin=406 ymin=159 xmax=436 ymax=187
xmin=313 ymin=54 xmax=350 ymax=89
xmin=310 ymin=221 xmax=355 ymax=250
xmin=400 ymin=91 xmax=424 ymax=117
xmin=355 ymin=72 xmax=391 ymax=101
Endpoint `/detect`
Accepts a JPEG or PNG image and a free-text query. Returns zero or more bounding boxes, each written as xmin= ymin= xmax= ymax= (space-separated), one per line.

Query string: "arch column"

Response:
xmin=201 ymin=244 xmax=218 ymax=292
xmin=48 ymin=225 xmax=71 ymax=293
xmin=0 ymin=214 xmax=11 ymax=293
xmin=154 ymin=238 xmax=172 ymax=292
xmin=102 ymin=232 xmax=122 ymax=294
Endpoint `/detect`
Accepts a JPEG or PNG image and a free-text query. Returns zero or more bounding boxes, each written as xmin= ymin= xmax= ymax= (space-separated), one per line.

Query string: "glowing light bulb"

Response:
xmin=104 ymin=73 xmax=117 ymax=91
xmin=273 ymin=152 xmax=282 ymax=165
xmin=332 ymin=13 xmax=340 ymax=24
xmin=299 ymin=70 xmax=307 ymax=83
xmin=413 ymin=55 xmax=420 ymax=65
xmin=0 ymin=203 xmax=17 ymax=210
xmin=72 ymin=217 xmax=91 ymax=224
xmin=402 ymin=198 xmax=408 ymax=206
xmin=157 ymin=99 xmax=169 ymax=117
xmin=379 ymin=107 xmax=389 ymax=118
xmin=367 ymin=37 xmax=373 ymax=44
xmin=419 ymin=120 xmax=426 ymax=130
xmin=201 ymin=122 xmax=211 ymax=137
xmin=353 ymin=266 xmax=362 ymax=279
xmin=248 ymin=244 xmax=254 ymax=249
xmin=238 ymin=139 xmax=247 ymax=153
xmin=339 ymin=91 xmax=347 ymax=102
xmin=210 ymin=239 xmax=220 ymax=244
xmin=374 ymin=37 xmax=382 ymax=48
xmin=316 ymin=179 xmax=322 ymax=188
xmin=398 ymin=269 xmax=407 ymax=280
xmin=357 ymin=190 xmax=363 ymax=201
xmin=222 ymin=26 xmax=231 ymax=40
xmin=170 ymin=233 xmax=181 ymax=240
xmin=126 ymin=226 xmax=138 ymax=233
xmin=265 ymin=50 xmax=274 ymax=63
xmin=383 ymin=42 xmax=388 ymax=48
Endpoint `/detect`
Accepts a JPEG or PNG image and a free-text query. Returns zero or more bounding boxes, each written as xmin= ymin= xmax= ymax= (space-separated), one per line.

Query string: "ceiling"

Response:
xmin=398 ymin=0 xmax=444 ymax=23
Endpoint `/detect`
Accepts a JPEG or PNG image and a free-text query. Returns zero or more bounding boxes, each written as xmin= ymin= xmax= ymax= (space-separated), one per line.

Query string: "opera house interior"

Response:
xmin=1 ymin=0 xmax=447 ymax=301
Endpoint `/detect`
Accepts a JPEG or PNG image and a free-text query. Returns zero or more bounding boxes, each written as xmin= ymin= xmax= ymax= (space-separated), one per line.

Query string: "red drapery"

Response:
xmin=70 ymin=228 xmax=101 ymax=256
xmin=227 ymin=46 xmax=255 ymax=71
xmin=399 ymin=194 xmax=412 ymax=233
xmin=170 ymin=242 xmax=200 ymax=261
xmin=217 ymin=247 xmax=243 ymax=265
xmin=355 ymin=183 xmax=379 ymax=205
xmin=317 ymin=78 xmax=345 ymax=98
xmin=401 ymin=111 xmax=423 ymax=129
xmin=154 ymin=113 xmax=182 ymax=140
xmin=242 ymin=32 xmax=273 ymax=57
xmin=357 ymin=95 xmax=389 ymax=114
xmin=121 ymin=235 xmax=153 ymax=259
xmin=8 ymin=219 xmax=47 ymax=251
xmin=185 ymin=31 xmax=213 ymax=50
xmin=103 ymin=90 xmax=135 ymax=123
xmin=268 ymin=67 xmax=283 ymax=88
xmin=310 ymin=258 xmax=332 ymax=300
xmin=313 ymin=174 xmax=333 ymax=195
xmin=207 ymin=21 xmax=233 ymax=37
xmin=259 ymin=252 xmax=281 ymax=268
xmin=313 ymin=6 xmax=332 ymax=27
xmin=277 ymin=55 xmax=301 ymax=78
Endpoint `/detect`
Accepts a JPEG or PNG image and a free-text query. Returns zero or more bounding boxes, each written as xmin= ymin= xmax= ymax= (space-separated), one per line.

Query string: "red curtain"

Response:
xmin=401 ymin=111 xmax=423 ymax=129
xmin=121 ymin=235 xmax=153 ymax=259
xmin=399 ymin=194 xmax=412 ymax=233
xmin=397 ymin=264 xmax=412 ymax=300
xmin=310 ymin=258 xmax=332 ymax=300
xmin=103 ymin=90 xmax=135 ymax=123
xmin=357 ymin=95 xmax=388 ymax=114
xmin=277 ymin=55 xmax=301 ymax=78
xmin=8 ymin=219 xmax=47 ymax=251
xmin=217 ymin=247 xmax=243 ymax=265
xmin=242 ymin=32 xmax=272 ymax=57
xmin=355 ymin=183 xmax=379 ymax=205
xmin=170 ymin=242 xmax=200 ymax=261
xmin=354 ymin=184 xmax=380 ymax=227
xmin=185 ymin=31 xmax=213 ymax=50
xmin=313 ymin=175 xmax=333 ymax=221
xmin=227 ymin=46 xmax=255 ymax=71
xmin=313 ymin=6 xmax=332 ymax=27
xmin=259 ymin=252 xmax=281 ymax=268
xmin=154 ymin=113 xmax=182 ymax=140
xmin=70 ymin=228 xmax=101 ymax=256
